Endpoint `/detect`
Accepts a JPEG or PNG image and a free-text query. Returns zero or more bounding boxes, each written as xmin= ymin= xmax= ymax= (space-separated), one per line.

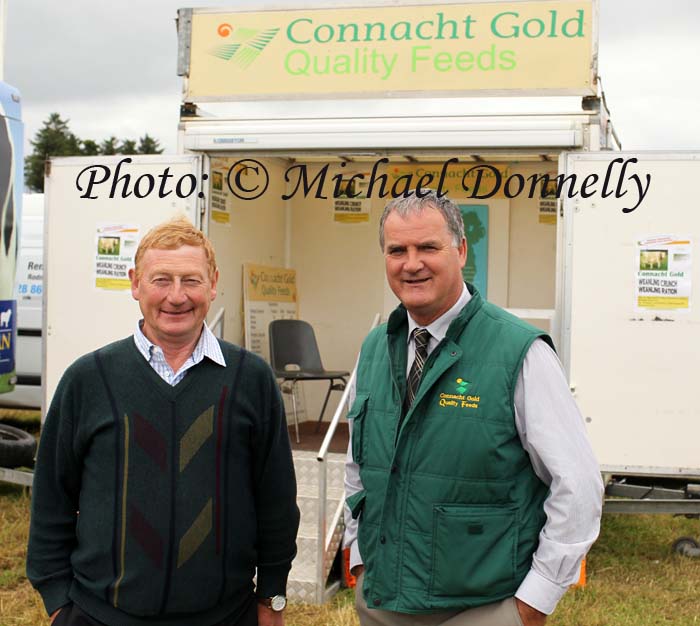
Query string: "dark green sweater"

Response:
xmin=27 ymin=338 xmax=299 ymax=626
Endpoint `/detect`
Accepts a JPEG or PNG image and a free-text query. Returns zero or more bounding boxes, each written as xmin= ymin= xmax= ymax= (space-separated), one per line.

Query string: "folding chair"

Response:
xmin=269 ymin=319 xmax=349 ymax=444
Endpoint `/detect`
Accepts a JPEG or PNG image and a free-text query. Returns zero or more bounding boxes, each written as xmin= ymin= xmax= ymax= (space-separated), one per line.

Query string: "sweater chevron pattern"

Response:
xmin=28 ymin=338 xmax=299 ymax=626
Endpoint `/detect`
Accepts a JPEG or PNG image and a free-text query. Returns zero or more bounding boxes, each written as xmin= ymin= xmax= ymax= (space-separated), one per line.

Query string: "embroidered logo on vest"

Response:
xmin=438 ymin=379 xmax=481 ymax=409
xmin=455 ymin=377 xmax=471 ymax=394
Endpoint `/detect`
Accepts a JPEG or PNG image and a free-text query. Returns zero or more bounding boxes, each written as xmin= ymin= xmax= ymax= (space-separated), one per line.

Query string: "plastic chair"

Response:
xmin=269 ymin=319 xmax=349 ymax=444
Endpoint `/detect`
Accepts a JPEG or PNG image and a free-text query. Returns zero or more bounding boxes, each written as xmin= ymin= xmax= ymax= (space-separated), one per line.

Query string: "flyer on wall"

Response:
xmin=94 ymin=224 xmax=140 ymax=291
xmin=635 ymin=235 xmax=692 ymax=313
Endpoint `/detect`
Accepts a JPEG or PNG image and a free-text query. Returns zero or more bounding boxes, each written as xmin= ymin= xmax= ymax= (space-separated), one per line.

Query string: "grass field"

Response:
xmin=1 ymin=482 xmax=699 ymax=626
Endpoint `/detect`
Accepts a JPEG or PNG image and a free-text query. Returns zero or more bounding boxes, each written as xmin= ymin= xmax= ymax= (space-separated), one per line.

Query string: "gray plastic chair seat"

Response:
xmin=269 ymin=319 xmax=349 ymax=443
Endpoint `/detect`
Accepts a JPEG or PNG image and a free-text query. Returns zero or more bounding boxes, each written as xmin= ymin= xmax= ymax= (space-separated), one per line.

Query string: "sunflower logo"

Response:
xmin=209 ymin=23 xmax=280 ymax=69
xmin=455 ymin=378 xmax=470 ymax=394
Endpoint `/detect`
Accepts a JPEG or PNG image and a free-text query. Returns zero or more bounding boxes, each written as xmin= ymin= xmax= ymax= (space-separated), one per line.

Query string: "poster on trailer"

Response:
xmin=635 ymin=235 xmax=692 ymax=313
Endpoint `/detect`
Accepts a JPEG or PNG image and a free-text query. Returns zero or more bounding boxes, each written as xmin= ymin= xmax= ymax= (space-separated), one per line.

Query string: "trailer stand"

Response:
xmin=0 ymin=465 xmax=34 ymax=487
xmin=604 ymin=476 xmax=700 ymax=558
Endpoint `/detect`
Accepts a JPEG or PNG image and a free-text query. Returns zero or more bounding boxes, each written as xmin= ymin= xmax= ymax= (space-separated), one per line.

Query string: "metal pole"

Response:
xmin=314 ymin=313 xmax=380 ymax=603
xmin=316 ymin=459 xmax=327 ymax=604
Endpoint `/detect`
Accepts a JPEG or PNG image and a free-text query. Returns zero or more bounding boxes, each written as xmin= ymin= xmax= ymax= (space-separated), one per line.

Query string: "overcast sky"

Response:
xmin=4 ymin=0 xmax=700 ymax=155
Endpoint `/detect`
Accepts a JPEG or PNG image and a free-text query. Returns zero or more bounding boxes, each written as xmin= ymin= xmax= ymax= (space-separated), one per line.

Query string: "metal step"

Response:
xmin=293 ymin=449 xmax=346 ymax=487
xmin=296 ymin=499 xmax=343 ymax=525
xmin=287 ymin=450 xmax=347 ymax=604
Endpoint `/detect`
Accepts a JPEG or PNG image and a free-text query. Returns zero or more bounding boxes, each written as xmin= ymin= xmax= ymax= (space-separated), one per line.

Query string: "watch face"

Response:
xmin=271 ymin=595 xmax=286 ymax=611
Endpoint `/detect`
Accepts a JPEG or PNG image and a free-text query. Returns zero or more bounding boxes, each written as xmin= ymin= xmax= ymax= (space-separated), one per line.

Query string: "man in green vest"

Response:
xmin=344 ymin=190 xmax=603 ymax=626
xmin=28 ymin=218 xmax=299 ymax=626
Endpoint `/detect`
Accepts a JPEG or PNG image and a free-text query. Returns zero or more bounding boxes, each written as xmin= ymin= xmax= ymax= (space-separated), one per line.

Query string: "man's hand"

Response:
xmin=257 ymin=603 xmax=285 ymax=626
xmin=515 ymin=598 xmax=547 ymax=626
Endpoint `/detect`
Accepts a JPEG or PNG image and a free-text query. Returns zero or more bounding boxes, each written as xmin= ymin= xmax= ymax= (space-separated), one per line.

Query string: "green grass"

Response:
xmin=551 ymin=514 xmax=700 ymax=626
xmin=0 ymin=484 xmax=45 ymax=626
xmin=0 ymin=409 xmax=41 ymax=432
xmin=1 ymin=481 xmax=699 ymax=625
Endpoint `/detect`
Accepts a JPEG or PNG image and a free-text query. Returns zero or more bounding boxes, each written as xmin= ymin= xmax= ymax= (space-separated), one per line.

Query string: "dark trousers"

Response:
xmin=53 ymin=599 xmax=258 ymax=626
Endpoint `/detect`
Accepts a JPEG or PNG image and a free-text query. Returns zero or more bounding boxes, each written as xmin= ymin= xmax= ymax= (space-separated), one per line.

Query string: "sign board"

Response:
xmin=242 ymin=263 xmax=299 ymax=359
xmin=459 ymin=204 xmax=489 ymax=297
xmin=185 ymin=0 xmax=596 ymax=100
xmin=0 ymin=300 xmax=16 ymax=391
xmin=242 ymin=263 xmax=304 ymax=420
xmin=0 ymin=82 xmax=22 ymax=394
xmin=210 ymin=159 xmax=232 ymax=225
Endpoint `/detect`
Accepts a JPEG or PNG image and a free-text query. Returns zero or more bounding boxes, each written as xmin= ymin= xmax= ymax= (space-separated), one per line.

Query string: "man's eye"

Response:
xmin=153 ymin=278 xmax=170 ymax=285
xmin=387 ymin=248 xmax=404 ymax=256
xmin=184 ymin=279 xmax=202 ymax=285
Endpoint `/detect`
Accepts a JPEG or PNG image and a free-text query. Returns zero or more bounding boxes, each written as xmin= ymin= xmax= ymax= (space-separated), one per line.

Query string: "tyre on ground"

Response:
xmin=0 ymin=423 xmax=37 ymax=468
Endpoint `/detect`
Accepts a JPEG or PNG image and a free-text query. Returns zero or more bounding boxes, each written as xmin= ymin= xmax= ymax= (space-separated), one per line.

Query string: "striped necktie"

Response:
xmin=406 ymin=328 xmax=431 ymax=408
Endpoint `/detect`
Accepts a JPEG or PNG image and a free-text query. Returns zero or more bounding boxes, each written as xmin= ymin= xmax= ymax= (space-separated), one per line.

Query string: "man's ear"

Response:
xmin=129 ymin=268 xmax=140 ymax=301
xmin=458 ymin=237 xmax=467 ymax=269
xmin=210 ymin=268 xmax=219 ymax=301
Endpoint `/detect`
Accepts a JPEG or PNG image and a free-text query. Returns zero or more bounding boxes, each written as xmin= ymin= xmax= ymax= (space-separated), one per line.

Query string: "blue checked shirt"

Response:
xmin=133 ymin=320 xmax=226 ymax=386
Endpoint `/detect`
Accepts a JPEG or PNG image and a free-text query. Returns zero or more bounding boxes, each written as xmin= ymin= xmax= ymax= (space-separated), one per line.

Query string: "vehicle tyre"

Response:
xmin=0 ymin=423 xmax=37 ymax=468
xmin=672 ymin=536 xmax=700 ymax=556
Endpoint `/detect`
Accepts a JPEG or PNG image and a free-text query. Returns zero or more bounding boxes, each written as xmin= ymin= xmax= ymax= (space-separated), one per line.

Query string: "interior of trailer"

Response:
xmin=203 ymin=149 xmax=561 ymax=426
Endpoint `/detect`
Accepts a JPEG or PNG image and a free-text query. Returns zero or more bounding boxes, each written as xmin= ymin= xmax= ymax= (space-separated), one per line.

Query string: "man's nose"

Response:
xmin=167 ymin=279 xmax=188 ymax=303
xmin=404 ymin=249 xmax=424 ymax=272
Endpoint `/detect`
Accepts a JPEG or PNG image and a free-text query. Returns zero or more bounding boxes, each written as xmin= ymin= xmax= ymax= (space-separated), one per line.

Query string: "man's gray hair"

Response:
xmin=379 ymin=189 xmax=465 ymax=250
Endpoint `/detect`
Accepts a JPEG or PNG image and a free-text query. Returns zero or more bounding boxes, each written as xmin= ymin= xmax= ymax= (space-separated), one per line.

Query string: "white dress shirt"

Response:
xmin=343 ymin=285 xmax=604 ymax=615
xmin=133 ymin=321 xmax=226 ymax=386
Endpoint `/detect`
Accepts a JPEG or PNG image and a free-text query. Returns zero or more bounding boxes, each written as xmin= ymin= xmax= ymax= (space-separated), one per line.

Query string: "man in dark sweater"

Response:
xmin=27 ymin=218 xmax=299 ymax=626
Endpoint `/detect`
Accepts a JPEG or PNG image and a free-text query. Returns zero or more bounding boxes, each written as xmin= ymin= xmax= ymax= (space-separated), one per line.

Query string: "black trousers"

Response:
xmin=53 ymin=598 xmax=257 ymax=626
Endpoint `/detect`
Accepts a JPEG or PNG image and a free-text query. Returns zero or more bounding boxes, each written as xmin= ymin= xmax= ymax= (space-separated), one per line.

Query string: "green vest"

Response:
xmin=347 ymin=285 xmax=551 ymax=613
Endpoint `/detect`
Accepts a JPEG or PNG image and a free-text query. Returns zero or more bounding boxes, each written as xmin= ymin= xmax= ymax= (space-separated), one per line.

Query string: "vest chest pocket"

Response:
xmin=429 ymin=504 xmax=519 ymax=599
xmin=349 ymin=392 xmax=369 ymax=464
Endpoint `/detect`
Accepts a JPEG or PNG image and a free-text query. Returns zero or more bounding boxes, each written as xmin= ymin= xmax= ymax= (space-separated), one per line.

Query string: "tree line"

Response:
xmin=25 ymin=113 xmax=163 ymax=192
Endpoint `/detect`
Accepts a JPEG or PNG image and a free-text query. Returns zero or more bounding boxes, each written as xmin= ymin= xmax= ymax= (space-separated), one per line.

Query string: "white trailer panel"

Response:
xmin=43 ymin=155 xmax=204 ymax=415
xmin=561 ymin=152 xmax=700 ymax=475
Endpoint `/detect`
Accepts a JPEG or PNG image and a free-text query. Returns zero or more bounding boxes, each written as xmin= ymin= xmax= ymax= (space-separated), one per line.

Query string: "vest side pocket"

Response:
xmin=346 ymin=489 xmax=366 ymax=520
xmin=429 ymin=504 xmax=519 ymax=598
xmin=348 ymin=392 xmax=369 ymax=464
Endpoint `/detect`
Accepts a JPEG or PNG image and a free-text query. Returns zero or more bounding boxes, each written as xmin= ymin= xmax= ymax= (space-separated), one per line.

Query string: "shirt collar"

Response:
xmin=407 ymin=283 xmax=471 ymax=344
xmin=133 ymin=320 xmax=226 ymax=367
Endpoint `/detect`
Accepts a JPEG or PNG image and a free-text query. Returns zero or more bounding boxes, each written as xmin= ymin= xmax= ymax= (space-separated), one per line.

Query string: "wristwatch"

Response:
xmin=258 ymin=595 xmax=287 ymax=611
